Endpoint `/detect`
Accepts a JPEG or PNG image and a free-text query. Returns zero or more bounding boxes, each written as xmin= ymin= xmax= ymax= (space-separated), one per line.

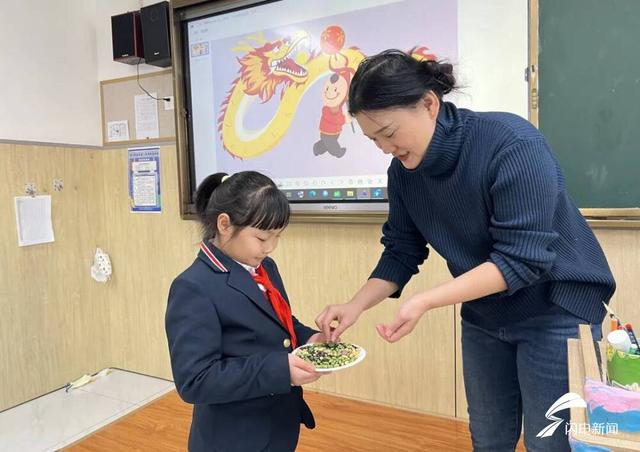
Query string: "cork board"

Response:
xmin=100 ymin=69 xmax=176 ymax=146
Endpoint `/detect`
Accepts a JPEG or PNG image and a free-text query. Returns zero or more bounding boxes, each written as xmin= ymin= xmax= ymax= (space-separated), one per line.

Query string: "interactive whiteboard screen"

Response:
xmin=180 ymin=0 xmax=527 ymax=213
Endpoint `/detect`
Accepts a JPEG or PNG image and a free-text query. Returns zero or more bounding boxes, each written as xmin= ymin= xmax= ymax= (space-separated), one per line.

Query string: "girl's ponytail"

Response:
xmin=195 ymin=172 xmax=227 ymax=217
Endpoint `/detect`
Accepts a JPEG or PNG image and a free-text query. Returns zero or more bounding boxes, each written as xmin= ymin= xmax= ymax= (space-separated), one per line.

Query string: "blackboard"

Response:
xmin=539 ymin=0 xmax=639 ymax=213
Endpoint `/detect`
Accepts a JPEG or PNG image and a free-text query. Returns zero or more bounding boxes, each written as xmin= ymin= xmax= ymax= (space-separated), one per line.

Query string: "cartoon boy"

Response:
xmin=313 ymin=67 xmax=353 ymax=158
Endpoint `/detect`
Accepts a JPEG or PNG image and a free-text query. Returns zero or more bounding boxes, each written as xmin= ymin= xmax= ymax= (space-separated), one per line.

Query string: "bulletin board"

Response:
xmin=100 ymin=69 xmax=176 ymax=146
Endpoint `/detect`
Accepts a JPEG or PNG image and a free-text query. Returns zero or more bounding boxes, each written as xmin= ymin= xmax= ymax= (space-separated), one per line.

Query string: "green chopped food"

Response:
xmin=296 ymin=342 xmax=361 ymax=369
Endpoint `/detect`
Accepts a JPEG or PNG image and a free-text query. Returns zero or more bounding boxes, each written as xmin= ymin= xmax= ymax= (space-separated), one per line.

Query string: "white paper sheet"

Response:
xmin=134 ymin=93 xmax=159 ymax=139
xmin=107 ymin=120 xmax=130 ymax=142
xmin=14 ymin=196 xmax=55 ymax=247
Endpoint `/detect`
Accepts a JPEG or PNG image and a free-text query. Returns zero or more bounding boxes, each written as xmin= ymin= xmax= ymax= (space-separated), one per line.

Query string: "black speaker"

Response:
xmin=111 ymin=11 xmax=144 ymax=64
xmin=141 ymin=1 xmax=172 ymax=68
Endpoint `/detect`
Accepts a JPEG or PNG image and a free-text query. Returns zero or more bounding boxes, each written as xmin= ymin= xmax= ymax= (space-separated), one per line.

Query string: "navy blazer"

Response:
xmin=165 ymin=241 xmax=318 ymax=452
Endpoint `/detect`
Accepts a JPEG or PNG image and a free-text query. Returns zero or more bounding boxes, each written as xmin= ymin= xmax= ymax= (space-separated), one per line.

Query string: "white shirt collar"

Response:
xmin=234 ymin=260 xmax=258 ymax=276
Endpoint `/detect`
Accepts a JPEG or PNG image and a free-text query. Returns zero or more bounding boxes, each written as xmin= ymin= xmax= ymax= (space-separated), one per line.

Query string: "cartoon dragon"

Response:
xmin=217 ymin=30 xmax=436 ymax=159
xmin=217 ymin=31 xmax=364 ymax=159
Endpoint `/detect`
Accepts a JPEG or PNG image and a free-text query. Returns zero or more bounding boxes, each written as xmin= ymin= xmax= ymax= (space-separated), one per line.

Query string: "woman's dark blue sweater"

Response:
xmin=370 ymin=102 xmax=616 ymax=328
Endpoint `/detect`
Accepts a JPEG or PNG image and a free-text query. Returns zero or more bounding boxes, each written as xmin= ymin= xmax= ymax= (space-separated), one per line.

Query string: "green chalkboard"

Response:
xmin=539 ymin=0 xmax=640 ymax=209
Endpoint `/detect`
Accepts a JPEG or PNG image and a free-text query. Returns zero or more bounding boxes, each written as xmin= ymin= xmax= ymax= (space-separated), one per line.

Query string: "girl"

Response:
xmin=166 ymin=171 xmax=326 ymax=452
xmin=316 ymin=50 xmax=615 ymax=452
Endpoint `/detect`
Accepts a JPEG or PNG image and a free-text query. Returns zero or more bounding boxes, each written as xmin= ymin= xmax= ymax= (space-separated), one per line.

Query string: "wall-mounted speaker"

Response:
xmin=141 ymin=1 xmax=172 ymax=68
xmin=111 ymin=11 xmax=144 ymax=64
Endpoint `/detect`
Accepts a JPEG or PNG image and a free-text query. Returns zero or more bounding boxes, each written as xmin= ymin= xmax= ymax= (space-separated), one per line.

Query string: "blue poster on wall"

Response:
xmin=128 ymin=146 xmax=161 ymax=213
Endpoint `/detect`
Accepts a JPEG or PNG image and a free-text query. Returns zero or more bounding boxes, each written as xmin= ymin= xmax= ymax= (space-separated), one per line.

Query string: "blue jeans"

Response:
xmin=461 ymin=304 xmax=602 ymax=452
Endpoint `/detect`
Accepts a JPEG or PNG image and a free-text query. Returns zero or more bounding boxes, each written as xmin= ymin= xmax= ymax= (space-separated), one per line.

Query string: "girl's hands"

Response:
xmin=288 ymin=354 xmax=324 ymax=386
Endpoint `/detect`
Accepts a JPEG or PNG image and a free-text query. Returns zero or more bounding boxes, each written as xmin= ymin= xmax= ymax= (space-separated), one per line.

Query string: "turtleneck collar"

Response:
xmin=400 ymin=101 xmax=466 ymax=176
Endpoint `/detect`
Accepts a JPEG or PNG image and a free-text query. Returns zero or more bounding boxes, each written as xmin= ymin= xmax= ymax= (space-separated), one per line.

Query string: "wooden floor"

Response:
xmin=66 ymin=390 xmax=524 ymax=451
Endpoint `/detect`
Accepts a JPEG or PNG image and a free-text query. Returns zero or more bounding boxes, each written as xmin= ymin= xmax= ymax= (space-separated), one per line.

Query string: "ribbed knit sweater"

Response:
xmin=370 ymin=102 xmax=616 ymax=329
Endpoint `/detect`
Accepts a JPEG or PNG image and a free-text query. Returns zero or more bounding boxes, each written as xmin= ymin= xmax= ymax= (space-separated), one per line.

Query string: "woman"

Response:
xmin=316 ymin=49 xmax=615 ymax=452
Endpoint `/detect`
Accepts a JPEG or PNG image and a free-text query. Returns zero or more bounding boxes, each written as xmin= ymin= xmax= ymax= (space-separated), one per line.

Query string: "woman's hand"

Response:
xmin=376 ymin=293 xmax=430 ymax=343
xmin=376 ymin=262 xmax=508 ymax=343
xmin=288 ymin=354 xmax=323 ymax=386
xmin=315 ymin=279 xmax=398 ymax=342
xmin=315 ymin=302 xmax=364 ymax=343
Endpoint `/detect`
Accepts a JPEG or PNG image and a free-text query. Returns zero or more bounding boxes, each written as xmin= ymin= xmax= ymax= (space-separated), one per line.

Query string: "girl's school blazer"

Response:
xmin=166 ymin=242 xmax=317 ymax=452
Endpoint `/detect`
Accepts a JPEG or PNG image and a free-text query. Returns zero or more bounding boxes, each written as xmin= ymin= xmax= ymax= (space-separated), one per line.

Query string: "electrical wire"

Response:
xmin=136 ymin=57 xmax=171 ymax=102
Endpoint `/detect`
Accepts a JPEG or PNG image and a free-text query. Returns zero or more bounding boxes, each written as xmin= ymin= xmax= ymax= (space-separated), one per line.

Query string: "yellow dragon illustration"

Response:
xmin=217 ymin=30 xmax=435 ymax=159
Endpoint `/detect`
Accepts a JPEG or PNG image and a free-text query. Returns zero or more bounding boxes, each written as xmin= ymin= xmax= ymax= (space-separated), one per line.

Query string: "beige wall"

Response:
xmin=272 ymin=223 xmax=456 ymax=416
xmin=0 ymin=144 xmax=110 ymax=410
xmin=100 ymin=145 xmax=458 ymax=417
xmin=99 ymin=147 xmax=201 ymax=377
xmin=2 ymin=143 xmax=639 ymax=419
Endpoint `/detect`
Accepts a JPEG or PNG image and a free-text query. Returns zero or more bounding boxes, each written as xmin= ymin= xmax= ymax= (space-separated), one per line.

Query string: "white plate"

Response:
xmin=293 ymin=343 xmax=366 ymax=372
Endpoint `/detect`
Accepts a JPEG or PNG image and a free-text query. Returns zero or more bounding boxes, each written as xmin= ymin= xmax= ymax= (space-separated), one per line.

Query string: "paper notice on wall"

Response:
xmin=134 ymin=94 xmax=159 ymax=139
xmin=107 ymin=120 xmax=130 ymax=142
xmin=15 ymin=195 xmax=55 ymax=246
xmin=128 ymin=146 xmax=162 ymax=213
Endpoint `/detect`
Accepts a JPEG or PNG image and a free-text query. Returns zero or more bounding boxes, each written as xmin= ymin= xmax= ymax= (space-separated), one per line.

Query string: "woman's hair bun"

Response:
xmin=421 ymin=60 xmax=456 ymax=95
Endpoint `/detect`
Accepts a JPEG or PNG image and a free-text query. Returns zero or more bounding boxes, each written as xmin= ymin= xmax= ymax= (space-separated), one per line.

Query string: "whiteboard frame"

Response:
xmin=170 ymin=0 xmax=639 ymax=226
